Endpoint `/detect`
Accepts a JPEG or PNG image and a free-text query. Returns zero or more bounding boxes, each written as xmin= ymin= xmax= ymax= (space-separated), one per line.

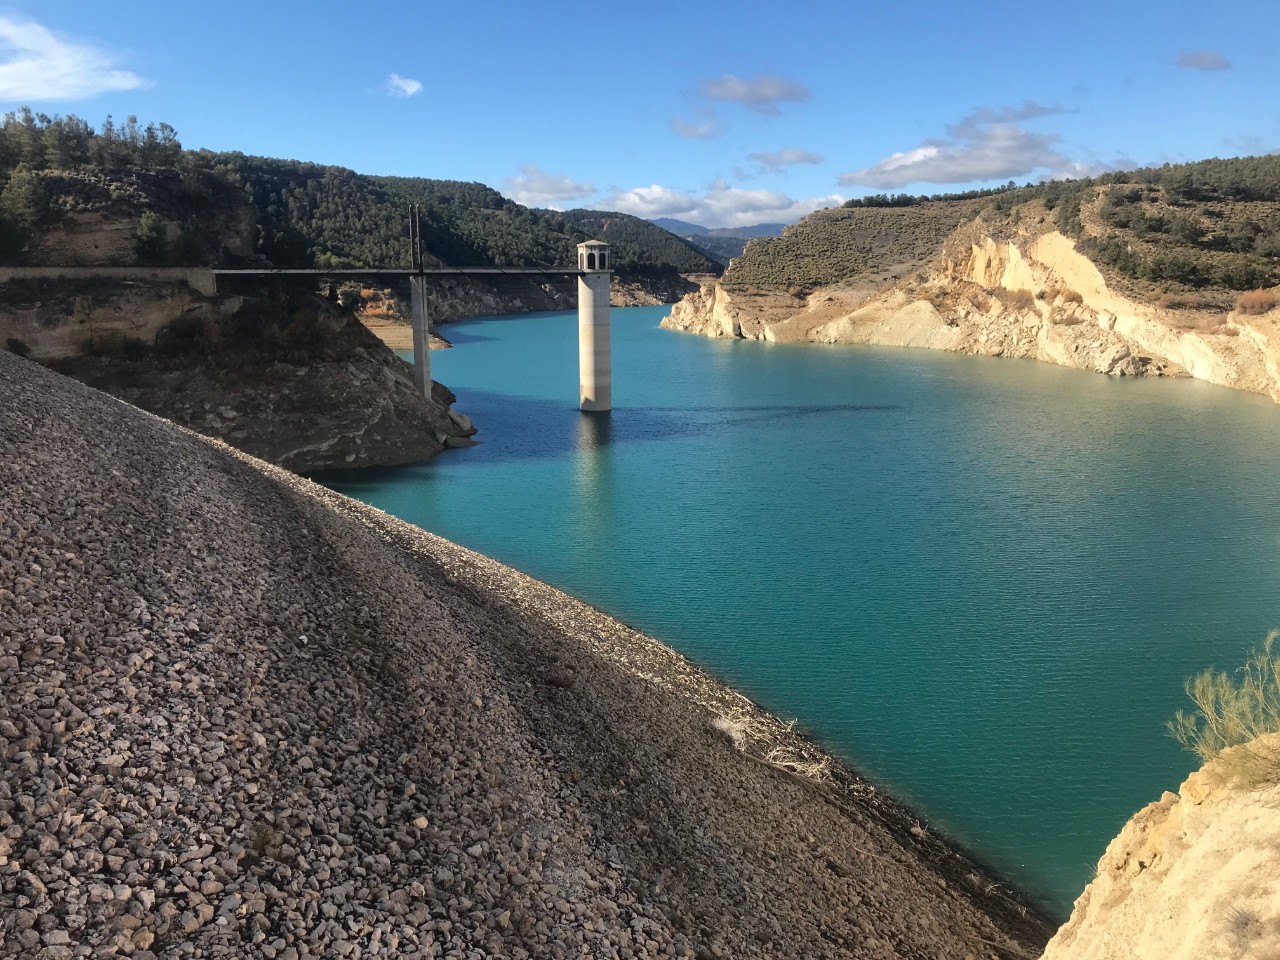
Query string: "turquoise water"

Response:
xmin=324 ymin=305 xmax=1280 ymax=918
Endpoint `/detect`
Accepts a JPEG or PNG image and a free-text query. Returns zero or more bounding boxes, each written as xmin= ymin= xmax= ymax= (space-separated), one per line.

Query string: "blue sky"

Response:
xmin=4 ymin=0 xmax=1278 ymax=227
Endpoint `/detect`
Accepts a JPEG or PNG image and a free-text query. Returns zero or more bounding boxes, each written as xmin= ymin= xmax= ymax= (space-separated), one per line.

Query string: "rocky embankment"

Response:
xmin=663 ymin=229 xmax=1280 ymax=402
xmin=1042 ymin=736 xmax=1280 ymax=960
xmin=0 ymin=351 xmax=1052 ymax=959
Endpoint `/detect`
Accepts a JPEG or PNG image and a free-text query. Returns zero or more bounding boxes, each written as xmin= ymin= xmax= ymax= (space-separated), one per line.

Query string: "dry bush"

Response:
xmin=1157 ymin=292 xmax=1188 ymax=309
xmin=712 ymin=712 xmax=834 ymax=784
xmin=1168 ymin=313 xmax=1222 ymax=331
xmin=1236 ymin=289 xmax=1278 ymax=315
xmin=997 ymin=288 xmax=1037 ymax=312
xmin=1170 ymin=631 xmax=1280 ymax=783
xmin=921 ymin=287 xmax=949 ymax=308
xmin=1157 ymin=291 xmax=1220 ymax=311
xmin=1044 ymin=285 xmax=1086 ymax=306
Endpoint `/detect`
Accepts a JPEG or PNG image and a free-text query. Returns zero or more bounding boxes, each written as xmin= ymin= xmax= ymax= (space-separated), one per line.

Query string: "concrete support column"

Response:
xmin=578 ymin=271 xmax=611 ymax=411
xmin=410 ymin=275 xmax=431 ymax=397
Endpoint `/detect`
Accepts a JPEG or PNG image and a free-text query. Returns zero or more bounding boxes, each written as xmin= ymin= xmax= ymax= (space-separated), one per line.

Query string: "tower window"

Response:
xmin=587 ymin=252 xmax=597 ymax=270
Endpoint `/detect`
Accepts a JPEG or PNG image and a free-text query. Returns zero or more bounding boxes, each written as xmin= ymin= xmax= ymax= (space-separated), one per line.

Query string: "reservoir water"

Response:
xmin=323 ymin=305 xmax=1280 ymax=917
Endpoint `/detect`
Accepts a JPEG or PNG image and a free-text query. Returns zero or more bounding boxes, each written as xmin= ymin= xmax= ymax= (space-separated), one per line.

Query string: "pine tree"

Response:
xmin=0 ymin=164 xmax=46 ymax=231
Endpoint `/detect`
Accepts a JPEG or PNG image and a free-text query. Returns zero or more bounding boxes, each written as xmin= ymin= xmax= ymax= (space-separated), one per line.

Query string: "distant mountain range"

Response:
xmin=649 ymin=219 xmax=786 ymax=264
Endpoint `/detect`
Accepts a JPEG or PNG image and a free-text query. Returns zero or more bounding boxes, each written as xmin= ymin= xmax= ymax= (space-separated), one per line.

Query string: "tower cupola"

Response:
xmin=577 ymin=239 xmax=610 ymax=273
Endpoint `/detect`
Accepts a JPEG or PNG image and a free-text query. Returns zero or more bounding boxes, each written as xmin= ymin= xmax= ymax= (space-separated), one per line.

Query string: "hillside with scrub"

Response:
xmin=718 ymin=158 xmax=1280 ymax=296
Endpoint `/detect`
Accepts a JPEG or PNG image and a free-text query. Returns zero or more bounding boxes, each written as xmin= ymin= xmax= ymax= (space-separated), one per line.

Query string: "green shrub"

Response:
xmin=135 ymin=210 xmax=167 ymax=264
xmin=1170 ymin=631 xmax=1280 ymax=780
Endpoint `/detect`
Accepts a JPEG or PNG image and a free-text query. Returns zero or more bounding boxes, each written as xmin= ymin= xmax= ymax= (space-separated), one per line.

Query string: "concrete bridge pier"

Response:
xmin=410 ymin=275 xmax=431 ymax=396
xmin=577 ymin=240 xmax=612 ymax=412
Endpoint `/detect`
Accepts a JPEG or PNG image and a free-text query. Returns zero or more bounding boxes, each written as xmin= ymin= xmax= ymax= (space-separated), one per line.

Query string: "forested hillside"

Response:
xmin=0 ymin=109 xmax=720 ymax=278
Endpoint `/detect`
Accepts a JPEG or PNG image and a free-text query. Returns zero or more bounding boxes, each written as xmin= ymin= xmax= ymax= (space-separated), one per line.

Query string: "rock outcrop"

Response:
xmin=0 ymin=350 xmax=1052 ymax=959
xmin=1042 ymin=737 xmax=1280 ymax=960
xmin=663 ymin=225 xmax=1280 ymax=403
xmin=0 ymin=277 xmax=241 ymax=360
xmin=30 ymin=289 xmax=476 ymax=473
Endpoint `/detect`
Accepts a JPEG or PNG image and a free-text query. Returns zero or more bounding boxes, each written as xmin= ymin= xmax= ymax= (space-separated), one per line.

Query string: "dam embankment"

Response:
xmin=0 ymin=350 xmax=1051 ymax=959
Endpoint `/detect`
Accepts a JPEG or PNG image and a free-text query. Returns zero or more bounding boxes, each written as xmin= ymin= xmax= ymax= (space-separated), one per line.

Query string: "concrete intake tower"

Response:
xmin=577 ymin=240 xmax=611 ymax=412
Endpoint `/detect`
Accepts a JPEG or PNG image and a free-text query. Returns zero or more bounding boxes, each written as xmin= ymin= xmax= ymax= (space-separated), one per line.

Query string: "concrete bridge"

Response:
xmin=0 ymin=206 xmax=615 ymax=411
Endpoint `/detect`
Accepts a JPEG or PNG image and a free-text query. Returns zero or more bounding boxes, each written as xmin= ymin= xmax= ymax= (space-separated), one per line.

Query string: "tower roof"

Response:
xmin=576 ymin=239 xmax=609 ymax=248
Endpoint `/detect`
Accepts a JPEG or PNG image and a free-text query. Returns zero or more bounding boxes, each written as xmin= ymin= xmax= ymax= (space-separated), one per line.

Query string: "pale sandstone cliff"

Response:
xmin=663 ymin=229 xmax=1280 ymax=401
xmin=1042 ymin=737 xmax=1280 ymax=960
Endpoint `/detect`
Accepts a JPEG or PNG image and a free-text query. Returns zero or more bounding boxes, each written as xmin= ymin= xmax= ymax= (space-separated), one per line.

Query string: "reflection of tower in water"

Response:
xmin=576 ymin=410 xmax=612 ymax=452
xmin=573 ymin=411 xmax=615 ymax=554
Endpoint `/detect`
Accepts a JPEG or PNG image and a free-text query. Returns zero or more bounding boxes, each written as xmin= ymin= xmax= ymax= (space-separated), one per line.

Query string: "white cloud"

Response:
xmin=748 ymin=147 xmax=825 ymax=173
xmin=0 ymin=17 xmax=148 ymax=101
xmin=700 ymin=73 xmax=810 ymax=116
xmin=839 ymin=103 xmax=1091 ymax=189
xmin=505 ymin=164 xmax=596 ymax=208
xmin=1223 ymin=134 xmax=1279 ymax=156
xmin=385 ymin=73 xmax=423 ymax=97
xmin=1177 ymin=50 xmax=1231 ymax=71
xmin=672 ymin=111 xmax=720 ymax=139
xmin=945 ymin=101 xmax=1066 ymax=141
xmin=953 ymin=101 xmax=1063 ymax=127
xmin=606 ymin=179 xmax=843 ymax=229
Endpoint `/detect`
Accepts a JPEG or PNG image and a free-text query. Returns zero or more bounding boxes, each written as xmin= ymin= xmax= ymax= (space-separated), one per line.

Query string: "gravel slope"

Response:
xmin=0 ymin=351 xmax=1051 ymax=959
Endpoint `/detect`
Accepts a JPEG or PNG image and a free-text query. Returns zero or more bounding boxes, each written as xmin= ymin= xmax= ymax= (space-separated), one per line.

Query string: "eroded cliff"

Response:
xmin=663 ymin=188 xmax=1280 ymax=402
xmin=1 ymin=276 xmax=475 ymax=472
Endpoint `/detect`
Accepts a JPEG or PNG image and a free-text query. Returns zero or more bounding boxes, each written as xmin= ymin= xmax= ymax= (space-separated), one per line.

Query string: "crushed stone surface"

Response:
xmin=0 ymin=350 xmax=1051 ymax=959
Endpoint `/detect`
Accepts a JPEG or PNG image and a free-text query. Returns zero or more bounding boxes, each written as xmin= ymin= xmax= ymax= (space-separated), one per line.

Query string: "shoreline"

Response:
xmin=360 ymin=316 xmax=452 ymax=351
xmin=301 ymin=477 xmax=1059 ymax=936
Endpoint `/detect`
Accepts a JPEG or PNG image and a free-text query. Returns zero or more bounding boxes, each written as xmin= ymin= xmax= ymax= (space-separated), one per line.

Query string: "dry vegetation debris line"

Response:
xmin=0 ymin=351 xmax=1051 ymax=959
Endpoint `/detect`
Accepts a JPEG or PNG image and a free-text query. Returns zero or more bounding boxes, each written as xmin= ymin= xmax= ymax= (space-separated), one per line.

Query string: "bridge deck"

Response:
xmin=212 ymin=267 xmax=585 ymax=278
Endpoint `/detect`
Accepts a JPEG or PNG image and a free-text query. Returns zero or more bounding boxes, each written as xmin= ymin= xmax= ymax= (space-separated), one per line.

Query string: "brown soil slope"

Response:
xmin=0 ymin=352 xmax=1051 ymax=959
